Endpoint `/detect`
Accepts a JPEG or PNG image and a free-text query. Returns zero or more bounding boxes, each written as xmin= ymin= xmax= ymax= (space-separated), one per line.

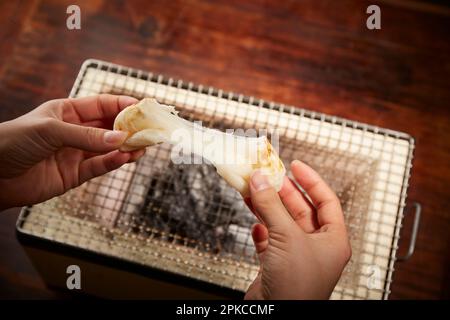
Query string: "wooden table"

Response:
xmin=0 ymin=0 xmax=449 ymax=299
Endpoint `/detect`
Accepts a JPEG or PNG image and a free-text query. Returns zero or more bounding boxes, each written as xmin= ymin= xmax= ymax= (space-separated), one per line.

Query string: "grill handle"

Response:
xmin=397 ymin=202 xmax=421 ymax=261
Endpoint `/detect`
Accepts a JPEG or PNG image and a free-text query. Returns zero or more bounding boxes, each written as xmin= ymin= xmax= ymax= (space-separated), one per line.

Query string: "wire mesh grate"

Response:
xmin=17 ymin=59 xmax=415 ymax=299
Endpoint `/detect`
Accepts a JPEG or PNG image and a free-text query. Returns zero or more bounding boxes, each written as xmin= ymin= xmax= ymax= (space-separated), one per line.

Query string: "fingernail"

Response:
xmin=291 ymin=159 xmax=302 ymax=166
xmin=104 ymin=131 xmax=127 ymax=144
xmin=120 ymin=96 xmax=138 ymax=107
xmin=251 ymin=171 xmax=271 ymax=192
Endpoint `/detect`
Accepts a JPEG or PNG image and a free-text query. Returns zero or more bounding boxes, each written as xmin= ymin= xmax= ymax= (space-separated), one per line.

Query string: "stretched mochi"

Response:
xmin=114 ymin=98 xmax=285 ymax=197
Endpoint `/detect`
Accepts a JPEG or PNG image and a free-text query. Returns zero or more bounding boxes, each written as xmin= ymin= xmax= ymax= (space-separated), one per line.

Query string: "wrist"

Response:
xmin=0 ymin=177 xmax=13 ymax=210
xmin=0 ymin=121 xmax=14 ymax=178
xmin=0 ymin=115 xmax=48 ymax=179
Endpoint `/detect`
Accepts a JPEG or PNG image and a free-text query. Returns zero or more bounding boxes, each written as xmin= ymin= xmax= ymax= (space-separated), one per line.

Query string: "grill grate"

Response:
xmin=17 ymin=59 xmax=415 ymax=299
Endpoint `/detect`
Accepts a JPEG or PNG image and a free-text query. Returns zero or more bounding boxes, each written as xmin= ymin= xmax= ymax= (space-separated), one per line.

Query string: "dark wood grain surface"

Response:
xmin=0 ymin=0 xmax=449 ymax=299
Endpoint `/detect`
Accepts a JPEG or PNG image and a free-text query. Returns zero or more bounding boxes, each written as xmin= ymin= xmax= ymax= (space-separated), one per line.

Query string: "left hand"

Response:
xmin=0 ymin=94 xmax=144 ymax=210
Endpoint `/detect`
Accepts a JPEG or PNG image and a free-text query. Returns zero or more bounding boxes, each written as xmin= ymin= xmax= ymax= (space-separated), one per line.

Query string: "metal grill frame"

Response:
xmin=16 ymin=59 xmax=416 ymax=300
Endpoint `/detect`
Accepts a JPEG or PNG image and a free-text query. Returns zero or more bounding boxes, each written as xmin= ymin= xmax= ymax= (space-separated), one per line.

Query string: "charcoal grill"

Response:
xmin=16 ymin=59 xmax=420 ymax=299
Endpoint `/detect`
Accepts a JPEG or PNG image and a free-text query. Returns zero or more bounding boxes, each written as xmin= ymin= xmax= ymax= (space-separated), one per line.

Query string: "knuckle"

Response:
xmin=104 ymin=154 xmax=118 ymax=171
xmin=254 ymin=188 xmax=278 ymax=203
xmin=38 ymin=117 xmax=58 ymax=130
xmin=99 ymin=93 xmax=110 ymax=100
xmin=85 ymin=126 xmax=101 ymax=147
xmin=36 ymin=118 xmax=60 ymax=143
xmin=53 ymin=98 xmax=66 ymax=108
xmin=98 ymin=93 xmax=111 ymax=106
xmin=268 ymin=227 xmax=290 ymax=246
xmin=41 ymin=98 xmax=64 ymax=109
xmin=293 ymin=207 xmax=312 ymax=221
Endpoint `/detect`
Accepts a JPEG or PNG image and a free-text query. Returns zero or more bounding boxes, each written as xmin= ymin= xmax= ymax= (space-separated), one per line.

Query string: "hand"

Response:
xmin=0 ymin=94 xmax=144 ymax=210
xmin=244 ymin=160 xmax=351 ymax=300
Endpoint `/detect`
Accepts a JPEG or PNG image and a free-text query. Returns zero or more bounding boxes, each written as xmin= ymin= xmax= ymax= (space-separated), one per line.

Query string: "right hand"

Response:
xmin=244 ymin=160 xmax=351 ymax=300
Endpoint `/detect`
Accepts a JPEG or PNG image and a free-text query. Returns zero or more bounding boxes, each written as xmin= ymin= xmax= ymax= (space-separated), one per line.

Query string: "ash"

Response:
xmin=141 ymin=163 xmax=256 ymax=260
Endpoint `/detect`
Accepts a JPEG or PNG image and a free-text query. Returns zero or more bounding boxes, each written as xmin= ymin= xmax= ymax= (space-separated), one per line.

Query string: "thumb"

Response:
xmin=56 ymin=122 xmax=128 ymax=152
xmin=251 ymin=223 xmax=269 ymax=261
xmin=249 ymin=170 xmax=293 ymax=229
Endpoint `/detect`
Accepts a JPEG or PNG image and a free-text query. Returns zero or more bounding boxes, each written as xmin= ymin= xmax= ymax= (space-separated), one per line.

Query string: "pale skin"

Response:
xmin=0 ymin=94 xmax=144 ymax=209
xmin=0 ymin=94 xmax=351 ymax=299
xmin=244 ymin=164 xmax=352 ymax=299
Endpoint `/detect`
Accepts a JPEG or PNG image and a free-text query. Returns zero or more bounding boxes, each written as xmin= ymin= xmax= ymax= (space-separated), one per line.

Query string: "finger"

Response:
xmin=84 ymin=149 xmax=144 ymax=162
xmin=244 ymin=197 xmax=264 ymax=222
xmin=127 ymin=148 xmax=146 ymax=163
xmin=278 ymin=176 xmax=319 ymax=233
xmin=56 ymin=121 xmax=128 ymax=153
xmin=291 ymin=160 xmax=344 ymax=227
xmin=249 ymin=170 xmax=294 ymax=229
xmin=81 ymin=120 xmax=103 ymax=128
xmin=66 ymin=94 xmax=138 ymax=122
xmin=82 ymin=120 xmax=109 ymax=129
xmin=79 ymin=150 xmax=131 ymax=184
xmin=83 ymin=151 xmax=101 ymax=160
xmin=251 ymin=223 xmax=269 ymax=258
